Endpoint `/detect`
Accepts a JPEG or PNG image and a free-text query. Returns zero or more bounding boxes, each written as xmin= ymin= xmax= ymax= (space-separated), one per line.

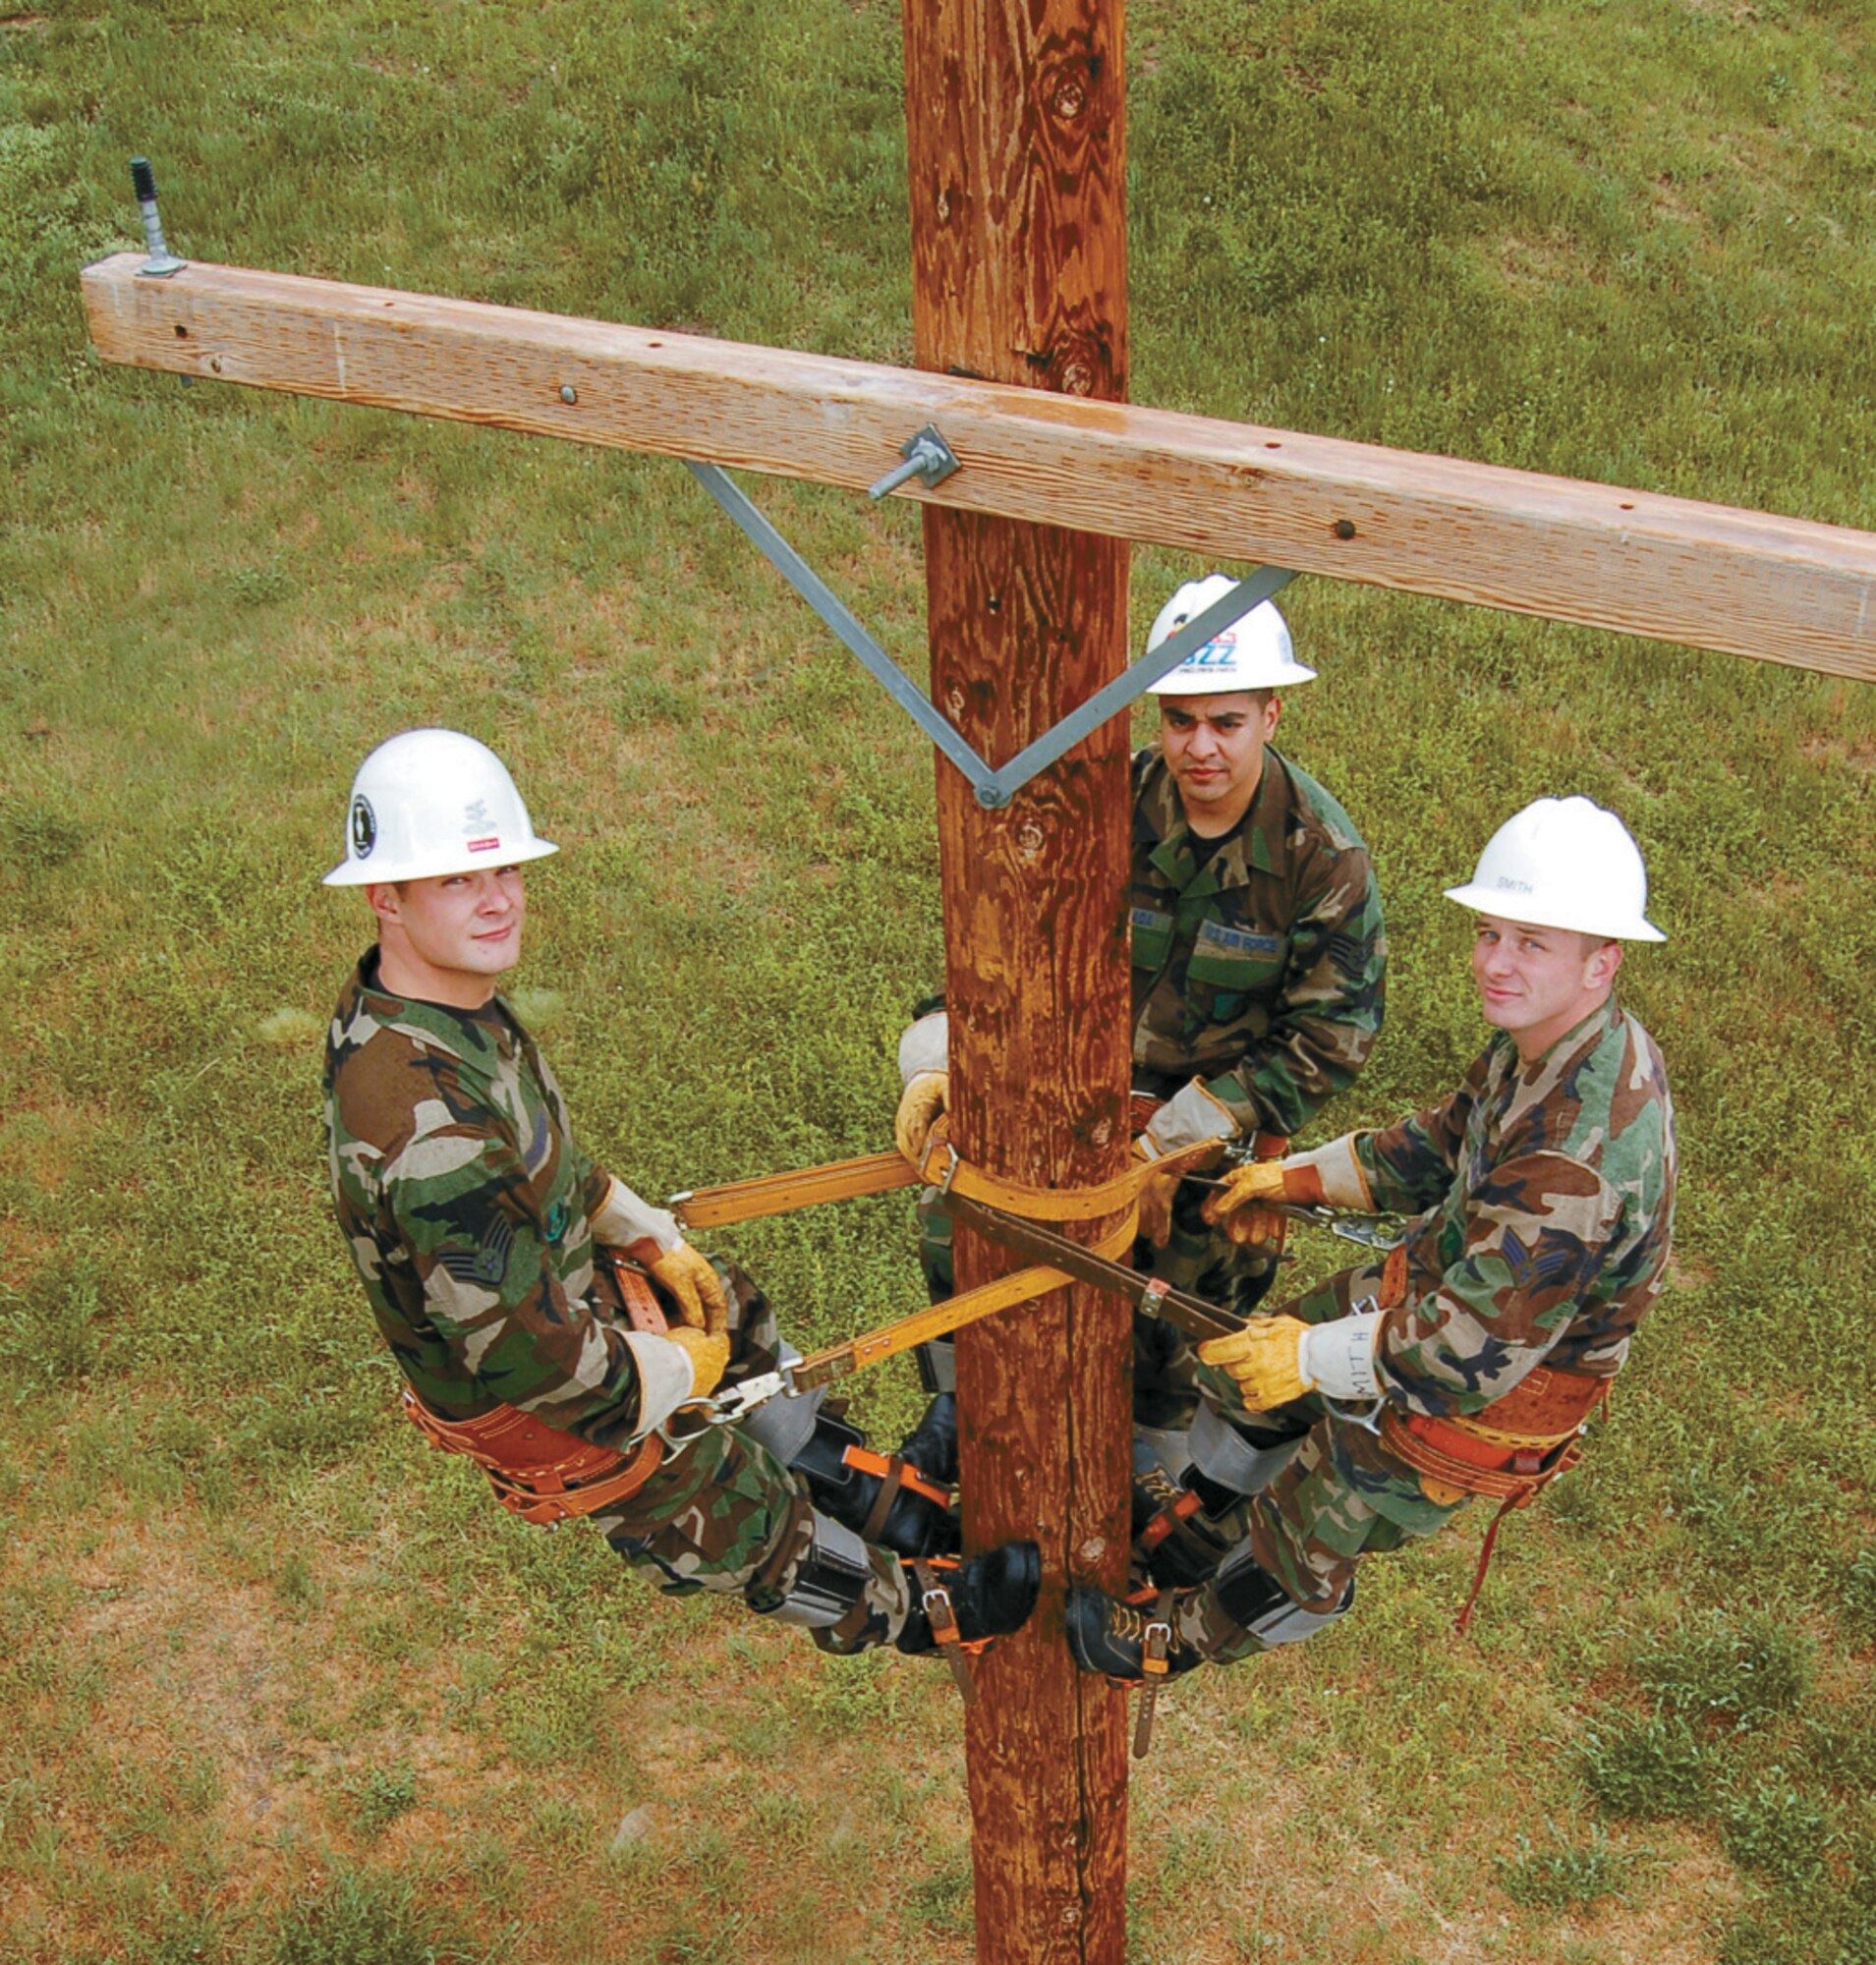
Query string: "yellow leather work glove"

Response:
xmin=1197 ymin=1315 xmax=1311 ymax=1411
xmin=1132 ymin=1142 xmax=1184 ymax=1250
xmin=895 ymin=1071 xmax=949 ymax=1165
xmin=1202 ymin=1160 xmax=1327 ymax=1246
xmin=663 ymin=1325 xmax=730 ymax=1401
xmin=651 ymin=1242 xmax=729 ymax=1335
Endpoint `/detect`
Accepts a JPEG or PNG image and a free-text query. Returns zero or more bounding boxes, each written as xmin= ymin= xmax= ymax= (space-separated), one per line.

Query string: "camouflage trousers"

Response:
xmin=1174 ymin=1258 xmax=1467 ymax=1659
xmin=587 ymin=1262 xmax=911 ymax=1650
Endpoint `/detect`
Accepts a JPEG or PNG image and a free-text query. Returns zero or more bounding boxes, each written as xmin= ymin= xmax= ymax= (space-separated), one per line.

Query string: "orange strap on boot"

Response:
xmin=911 ymin=1558 xmax=979 ymax=1705
xmin=845 ymin=1446 xmax=952 ymax=1544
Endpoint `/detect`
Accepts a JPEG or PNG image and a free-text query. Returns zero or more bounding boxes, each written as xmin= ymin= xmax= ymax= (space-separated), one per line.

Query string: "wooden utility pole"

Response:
xmin=902 ymin=1 xmax=1133 ymax=1957
xmin=79 ymin=54 xmax=1876 ymax=1961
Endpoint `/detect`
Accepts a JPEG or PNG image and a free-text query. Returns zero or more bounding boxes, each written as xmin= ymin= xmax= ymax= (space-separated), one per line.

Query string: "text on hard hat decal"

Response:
xmin=1495 ymin=876 xmax=1535 ymax=892
xmin=1176 ymin=632 xmax=1238 ymax=667
xmin=467 ymin=837 xmax=502 ymax=854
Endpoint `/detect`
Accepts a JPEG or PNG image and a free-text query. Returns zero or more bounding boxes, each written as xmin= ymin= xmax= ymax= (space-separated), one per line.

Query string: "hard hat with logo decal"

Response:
xmin=322 ymin=728 xmax=559 ymax=886
xmin=1145 ymin=574 xmax=1317 ymax=696
xmin=1443 ymin=796 xmax=1665 ymax=942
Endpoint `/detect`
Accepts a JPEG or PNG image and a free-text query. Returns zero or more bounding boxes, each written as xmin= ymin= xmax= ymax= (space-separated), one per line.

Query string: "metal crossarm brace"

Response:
xmin=687 ymin=461 xmax=1296 ymax=809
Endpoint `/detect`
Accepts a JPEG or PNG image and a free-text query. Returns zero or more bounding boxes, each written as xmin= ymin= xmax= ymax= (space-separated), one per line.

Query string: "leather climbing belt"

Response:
xmin=402 ymin=1254 xmax=671 ymax=1527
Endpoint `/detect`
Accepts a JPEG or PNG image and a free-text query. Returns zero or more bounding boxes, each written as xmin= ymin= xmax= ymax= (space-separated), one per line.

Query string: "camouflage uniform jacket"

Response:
xmin=1130 ymin=745 xmax=1387 ymax=1138
xmin=322 ymin=952 xmax=688 ymax=1451
xmin=1353 ymin=996 xmax=1677 ymax=1419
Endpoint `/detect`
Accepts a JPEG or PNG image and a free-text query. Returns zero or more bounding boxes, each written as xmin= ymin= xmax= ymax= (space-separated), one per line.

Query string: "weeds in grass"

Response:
xmin=1634 ymin=1609 xmax=1814 ymax=1732
xmin=265 ymin=1865 xmax=500 ymax=1965
xmin=1579 ymin=1711 xmax=1714 ymax=1819
xmin=1496 ymin=1826 xmax=1630 ymax=1909
xmin=1847 ymin=1546 xmax=1876 ymax=1632
xmin=339 ymin=1762 xmax=421 ymax=1835
xmin=1717 ymin=1771 xmax=1836 ymax=1892
xmin=0 ymin=1261 xmax=100 ymax=1396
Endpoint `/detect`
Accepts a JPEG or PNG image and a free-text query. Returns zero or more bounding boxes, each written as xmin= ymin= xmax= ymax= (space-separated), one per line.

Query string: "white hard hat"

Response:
xmin=1146 ymin=576 xmax=1317 ymax=695
xmin=1443 ymin=796 xmax=1665 ymax=942
xmin=322 ymin=728 xmax=558 ymax=887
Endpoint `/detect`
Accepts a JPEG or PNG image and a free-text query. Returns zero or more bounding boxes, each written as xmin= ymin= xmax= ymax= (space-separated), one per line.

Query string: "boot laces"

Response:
xmin=1107 ymin=1599 xmax=1161 ymax=1649
xmin=1135 ymin=1466 xmax=1182 ymax=1508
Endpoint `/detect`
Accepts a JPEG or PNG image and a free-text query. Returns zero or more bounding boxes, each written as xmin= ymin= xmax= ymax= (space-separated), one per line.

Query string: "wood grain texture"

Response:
xmin=902 ymin=0 xmax=1134 ymax=1956
xmin=82 ymin=251 xmax=1876 ymax=680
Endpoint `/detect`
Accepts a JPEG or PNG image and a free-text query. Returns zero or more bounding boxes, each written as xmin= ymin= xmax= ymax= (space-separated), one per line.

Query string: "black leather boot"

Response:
xmin=1064 ymin=1584 xmax=1206 ymax=1682
xmin=896 ymin=1542 xmax=1042 ymax=1656
xmin=791 ymin=1409 xmax=958 ymax=1558
xmin=894 ymin=1391 xmax=958 ymax=1488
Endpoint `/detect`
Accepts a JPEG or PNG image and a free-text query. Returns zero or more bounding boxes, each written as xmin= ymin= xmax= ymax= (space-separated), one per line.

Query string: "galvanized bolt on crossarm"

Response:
xmin=128 ymin=157 xmax=187 ymax=278
xmin=868 ymin=422 xmax=961 ymax=500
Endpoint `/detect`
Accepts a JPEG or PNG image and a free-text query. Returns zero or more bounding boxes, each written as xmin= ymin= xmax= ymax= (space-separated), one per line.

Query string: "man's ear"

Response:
xmin=1263 ymin=693 xmax=1282 ymax=740
xmin=1586 ymin=938 xmax=1622 ymax=990
xmin=366 ymin=882 xmax=403 ymax=930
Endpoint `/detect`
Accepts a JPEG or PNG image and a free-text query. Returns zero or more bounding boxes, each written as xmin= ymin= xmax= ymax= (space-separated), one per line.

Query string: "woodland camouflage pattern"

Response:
xmin=1129 ymin=745 xmax=1387 ymax=1138
xmin=921 ymin=745 xmax=1386 ymax=1361
xmin=323 ymin=952 xmax=909 ymax=1634
xmin=1130 ymin=741 xmax=1387 ymax=1357
xmin=324 ymin=951 xmax=648 ymax=1446
xmin=1187 ymin=995 xmax=1676 ymax=1629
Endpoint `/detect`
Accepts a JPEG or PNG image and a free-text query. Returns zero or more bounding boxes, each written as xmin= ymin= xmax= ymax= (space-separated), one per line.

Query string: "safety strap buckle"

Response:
xmin=1132 ymin=1592 xmax=1175 ymax=1760
xmin=913 ymin=1559 xmax=978 ymax=1705
xmin=1139 ymin=1276 xmax=1171 ymax=1321
xmin=935 ymin=1141 xmax=963 ymax=1199
xmin=654 ymin=1366 xmax=795 ymax=1453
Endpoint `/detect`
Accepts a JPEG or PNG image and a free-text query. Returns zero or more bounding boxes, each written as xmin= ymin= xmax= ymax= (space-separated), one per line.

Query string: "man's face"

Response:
xmin=1158 ymin=690 xmax=1280 ymax=829
xmin=1471 ymin=914 xmax=1621 ymax=1060
xmin=370 ymin=867 xmax=526 ymax=1006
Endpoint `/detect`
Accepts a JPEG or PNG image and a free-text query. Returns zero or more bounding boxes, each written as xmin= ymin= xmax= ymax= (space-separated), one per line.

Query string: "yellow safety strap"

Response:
xmin=914 ymin=1120 xmax=1222 ymax=1223
xmin=671 ymin=1129 xmax=1222 ymax=1231
xmin=671 ymin=1151 xmax=918 ymax=1229
xmin=665 ymin=1129 xmax=1221 ymax=1393
xmin=794 ymin=1214 xmax=1138 ymax=1389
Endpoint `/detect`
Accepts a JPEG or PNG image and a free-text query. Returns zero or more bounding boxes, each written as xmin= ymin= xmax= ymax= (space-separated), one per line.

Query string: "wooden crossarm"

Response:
xmin=82 ymin=252 xmax=1876 ymax=682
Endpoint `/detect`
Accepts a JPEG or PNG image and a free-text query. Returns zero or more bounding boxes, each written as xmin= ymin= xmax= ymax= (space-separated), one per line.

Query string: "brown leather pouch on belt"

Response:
xmin=1381 ymin=1366 xmax=1610 ymax=1503
xmin=402 ymin=1387 xmax=665 ymax=1526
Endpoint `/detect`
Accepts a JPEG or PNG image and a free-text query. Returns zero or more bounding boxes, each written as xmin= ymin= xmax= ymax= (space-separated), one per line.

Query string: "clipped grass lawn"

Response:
xmin=3 ymin=1 xmax=1874 ymax=1960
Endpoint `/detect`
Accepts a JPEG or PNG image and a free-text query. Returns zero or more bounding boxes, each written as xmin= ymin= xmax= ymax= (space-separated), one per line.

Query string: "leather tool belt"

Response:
xmin=1381 ymin=1364 xmax=1611 ymax=1503
xmin=400 ymin=1248 xmax=669 ymax=1527
xmin=402 ymin=1386 xmax=665 ymax=1527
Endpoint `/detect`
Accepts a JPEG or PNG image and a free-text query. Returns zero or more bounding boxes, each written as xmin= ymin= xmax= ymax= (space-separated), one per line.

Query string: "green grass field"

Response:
xmin=3 ymin=1 xmax=1875 ymax=1959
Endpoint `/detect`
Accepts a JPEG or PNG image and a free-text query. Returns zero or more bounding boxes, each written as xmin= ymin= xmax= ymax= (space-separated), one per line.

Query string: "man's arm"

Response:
xmin=1206 ymin=853 xmax=1387 ymax=1138
xmin=1344 ymin=1059 xmax=1484 ymax=1214
xmin=385 ymin=1129 xmax=694 ymax=1450
xmin=1202 ymin=1146 xmax=1616 ymax=1412
xmin=1378 ymin=1148 xmax=1617 ymax=1417
xmin=578 ymin=1159 xmax=727 ymax=1333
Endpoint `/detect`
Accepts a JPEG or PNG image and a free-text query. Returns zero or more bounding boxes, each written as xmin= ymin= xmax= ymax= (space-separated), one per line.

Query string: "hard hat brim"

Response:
xmin=1148 ymin=659 xmax=1317 ymax=697
xmin=322 ymin=837 xmax=559 ymax=888
xmin=1442 ymin=881 xmax=1666 ymax=943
